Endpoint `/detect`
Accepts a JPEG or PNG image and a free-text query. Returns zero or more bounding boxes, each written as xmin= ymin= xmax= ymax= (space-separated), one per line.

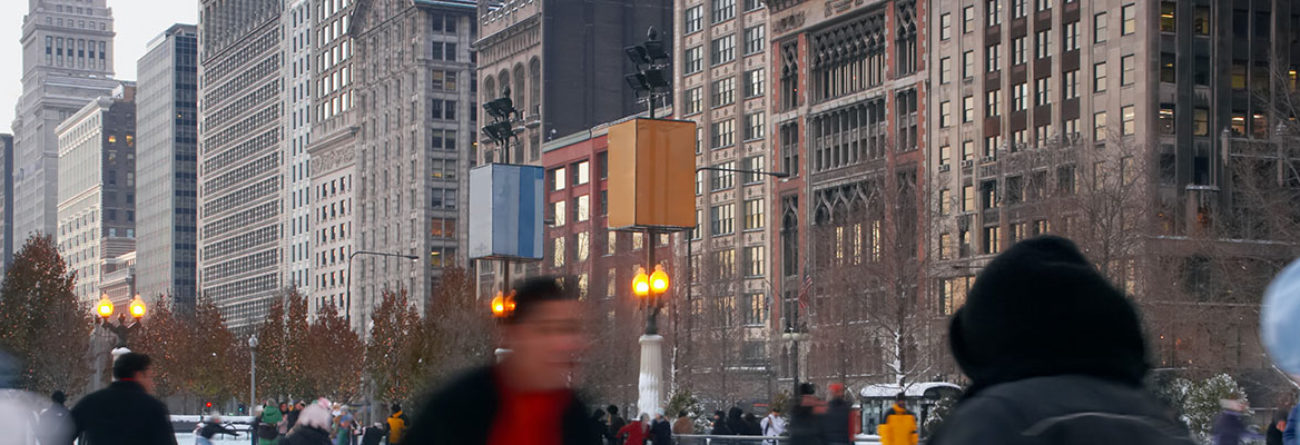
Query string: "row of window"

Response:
xmin=940 ymin=2 xmax=1136 ymax=44
xmin=683 ymin=0 xmax=764 ymax=34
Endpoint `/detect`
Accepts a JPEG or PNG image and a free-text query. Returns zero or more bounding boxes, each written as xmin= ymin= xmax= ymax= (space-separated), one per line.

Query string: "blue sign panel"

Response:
xmin=468 ymin=164 xmax=544 ymax=260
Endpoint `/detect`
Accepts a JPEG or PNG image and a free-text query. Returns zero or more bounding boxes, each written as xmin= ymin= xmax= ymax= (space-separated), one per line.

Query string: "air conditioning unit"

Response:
xmin=981 ymin=156 xmax=996 ymax=163
xmin=938 ymin=164 xmax=951 ymax=172
xmin=961 ymin=160 xmax=974 ymax=168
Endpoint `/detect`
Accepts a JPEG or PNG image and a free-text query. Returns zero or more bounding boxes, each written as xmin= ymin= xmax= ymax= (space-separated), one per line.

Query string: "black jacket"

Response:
xmin=822 ymin=399 xmax=852 ymax=443
xmin=71 ymin=380 xmax=177 ymax=445
xmin=281 ymin=425 xmax=333 ymax=445
xmin=199 ymin=421 xmax=239 ymax=439
xmin=402 ymin=366 xmax=601 ymax=445
xmin=38 ymin=403 xmax=74 ymax=445
xmin=929 ymin=375 xmax=1196 ymax=445
xmin=649 ymin=419 xmax=672 ymax=445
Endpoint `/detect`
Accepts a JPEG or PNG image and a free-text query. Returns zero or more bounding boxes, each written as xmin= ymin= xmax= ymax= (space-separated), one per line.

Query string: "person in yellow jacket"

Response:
xmin=877 ymin=393 xmax=918 ymax=445
xmin=386 ymin=403 xmax=408 ymax=445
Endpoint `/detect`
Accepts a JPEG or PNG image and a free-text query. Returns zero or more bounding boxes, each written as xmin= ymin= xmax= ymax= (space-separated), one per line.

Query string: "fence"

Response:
xmin=672 ymin=434 xmax=883 ymax=444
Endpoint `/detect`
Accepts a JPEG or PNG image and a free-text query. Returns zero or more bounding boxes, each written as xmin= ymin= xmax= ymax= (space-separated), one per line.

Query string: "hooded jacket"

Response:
xmin=930 ymin=236 xmax=1195 ymax=445
xmin=877 ymin=404 xmax=917 ymax=445
xmin=70 ymin=380 xmax=177 ymax=445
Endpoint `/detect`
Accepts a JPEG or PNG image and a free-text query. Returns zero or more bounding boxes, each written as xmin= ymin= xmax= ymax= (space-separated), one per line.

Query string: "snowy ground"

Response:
xmin=173 ymin=432 xmax=249 ymax=445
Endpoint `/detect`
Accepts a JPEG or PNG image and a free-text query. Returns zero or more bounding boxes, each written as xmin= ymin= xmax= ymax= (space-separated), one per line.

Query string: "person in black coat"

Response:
xmin=649 ymin=410 xmax=673 ymax=445
xmin=198 ymin=415 xmax=239 ymax=441
xmin=38 ymin=390 xmax=74 ymax=445
xmin=401 ymin=277 xmax=601 ymax=445
xmin=71 ymin=352 xmax=177 ymax=445
xmin=726 ymin=407 xmax=749 ymax=437
xmin=710 ymin=410 xmax=732 ymax=435
xmin=607 ymin=405 xmax=626 ymax=442
xmin=280 ymin=401 xmax=334 ymax=445
xmin=929 ymin=236 xmax=1196 ymax=445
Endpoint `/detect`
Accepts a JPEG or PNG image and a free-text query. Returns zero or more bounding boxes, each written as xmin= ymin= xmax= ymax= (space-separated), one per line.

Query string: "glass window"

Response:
xmin=1094 ymin=13 xmax=1108 ymax=43
xmin=1121 ymin=55 xmax=1135 ymax=86
xmin=576 ymin=195 xmax=590 ymax=222
xmin=744 ymin=69 xmax=765 ymax=97
xmin=685 ymin=47 xmax=702 ymax=74
xmin=986 ymin=43 xmax=1001 ymax=72
xmin=940 ymin=57 xmax=951 ymax=84
xmin=744 ymin=112 xmax=765 ymax=140
xmin=1121 ymin=4 xmax=1136 ymax=35
xmin=963 ymin=6 xmax=975 ymax=33
xmin=744 ymin=25 xmax=765 ymax=55
xmin=574 ymin=161 xmax=590 ymax=185
xmin=1094 ymin=62 xmax=1107 ymax=92
xmin=576 ymin=232 xmax=589 ymax=262
xmin=685 ymin=6 xmax=703 ymax=34
xmin=711 ymin=119 xmax=735 ymax=149
xmin=962 ymin=185 xmax=975 ymax=212
xmin=684 ymin=87 xmax=702 ymax=115
xmin=553 ymin=200 xmax=567 ymax=226
xmin=553 ymin=237 xmax=565 ymax=267
xmin=552 ymin=167 xmax=567 ymax=191
xmin=1064 ymin=70 xmax=1079 ymax=99
xmin=712 ymin=0 xmax=735 ymax=23
xmin=939 ymin=189 xmax=951 ymax=215
xmin=711 ymin=204 xmax=735 ymax=235
xmin=986 ymin=89 xmax=1001 ymax=117
xmin=1012 ymin=37 xmax=1026 ymax=65
xmin=1035 ymin=30 xmax=1051 ymax=59
xmin=940 ymin=13 xmax=952 ymax=40
xmin=940 ymin=101 xmax=952 ymax=128
xmin=1160 ymin=1 xmax=1175 ymax=32
xmin=711 ymin=36 xmax=735 ymax=65
xmin=963 ymin=96 xmax=975 ymax=122
xmin=744 ymin=246 xmax=766 ymax=277
xmin=712 ymin=77 xmax=735 ymax=107
xmin=987 ymin=0 xmax=1002 ymax=26
xmin=1122 ymin=105 xmax=1136 ymax=135
xmin=1094 ymin=111 xmax=1107 ymax=141
xmin=963 ymin=50 xmax=975 ymax=78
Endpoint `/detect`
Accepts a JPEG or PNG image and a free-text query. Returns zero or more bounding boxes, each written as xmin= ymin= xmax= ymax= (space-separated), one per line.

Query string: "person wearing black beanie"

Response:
xmin=929 ymin=236 xmax=1195 ymax=445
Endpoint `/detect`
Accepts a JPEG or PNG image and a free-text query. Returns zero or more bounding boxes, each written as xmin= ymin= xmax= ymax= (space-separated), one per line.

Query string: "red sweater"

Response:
xmin=616 ymin=421 xmax=648 ymax=445
xmin=486 ymin=371 xmax=572 ymax=445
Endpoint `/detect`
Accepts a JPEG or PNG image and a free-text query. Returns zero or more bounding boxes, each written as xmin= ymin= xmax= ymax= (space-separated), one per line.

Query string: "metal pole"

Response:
xmin=645 ymin=228 xmax=658 ymax=335
xmin=503 ymin=259 xmax=511 ymax=295
xmin=251 ymin=344 xmax=256 ymax=410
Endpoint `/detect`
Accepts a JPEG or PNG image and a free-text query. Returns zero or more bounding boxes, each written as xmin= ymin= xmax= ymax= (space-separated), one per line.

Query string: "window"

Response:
xmin=711 ymin=119 xmax=735 ymax=149
xmin=574 ymin=161 xmax=590 ymax=185
xmin=576 ymin=232 xmax=590 ymax=262
xmin=1120 ymin=55 xmax=1135 ymax=86
xmin=962 ymin=96 xmax=975 ymax=122
xmin=1012 ymin=37 xmax=1026 ymax=65
xmin=1058 ymin=165 xmax=1077 ymax=195
xmin=984 ymin=135 xmax=1002 ymax=157
xmin=986 ymin=43 xmax=1001 ymax=72
xmin=745 ymin=112 xmax=765 ymax=140
xmin=713 ymin=0 xmax=735 ymax=23
xmin=711 ymin=35 xmax=735 ymax=65
xmin=714 ymin=249 xmax=736 ymax=278
xmin=987 ymin=0 xmax=1002 ymax=26
xmin=1035 ymin=77 xmax=1051 ymax=106
xmin=607 ymin=232 xmax=617 ymax=255
xmin=1093 ymin=62 xmax=1107 ymax=92
xmin=962 ymin=140 xmax=975 ymax=161
xmin=983 ymin=226 xmax=1001 ymax=254
xmin=1064 ymin=70 xmax=1079 ymax=99
xmin=962 ymin=185 xmax=975 ymax=212
xmin=1121 ymin=4 xmax=1136 ymax=35
xmin=684 ymin=87 xmax=702 ymax=115
xmin=986 ymin=89 xmax=1001 ymax=116
xmin=963 ymin=50 xmax=975 ymax=78
xmin=1094 ymin=111 xmax=1107 ymax=141
xmin=940 ymin=101 xmax=952 ymax=127
xmin=939 ymin=188 xmax=952 ymax=215
xmin=1035 ymin=30 xmax=1051 ymax=59
xmin=711 ymin=204 xmax=735 ymax=235
xmin=1094 ymin=13 xmax=1108 ymax=43
xmin=553 ymin=237 xmax=565 ymax=267
xmin=743 ymin=156 xmax=766 ymax=184
xmin=551 ymin=167 xmax=567 ymax=191
xmin=940 ymin=13 xmax=952 ymax=40
xmin=744 ymin=69 xmax=765 ymax=97
xmin=963 ymin=6 xmax=976 ymax=33
xmin=712 ymin=77 xmax=735 ymax=107
xmin=1013 ymin=0 xmax=1026 ymax=18
xmin=1012 ymin=83 xmax=1027 ymax=111
xmin=744 ymin=26 xmax=765 ymax=55
xmin=685 ymin=6 xmax=703 ymax=34
xmin=552 ymin=200 xmax=567 ymax=226
xmin=1193 ymin=6 xmax=1210 ymax=35
xmin=1035 ymin=0 xmax=1051 ymax=11
xmin=576 ymin=195 xmax=590 ymax=222
xmin=1160 ymin=53 xmax=1175 ymax=83
xmin=685 ymin=47 xmax=702 ymax=74
xmin=744 ymin=246 xmax=766 ymax=277
xmin=711 ymin=162 xmax=736 ymax=191
xmin=939 ymin=233 xmax=953 ymax=260
xmin=939 ymin=57 xmax=952 ymax=84
xmin=743 ymin=293 xmax=766 ymax=326
xmin=744 ymin=0 xmax=763 ymax=11
xmin=1064 ymin=22 xmax=1079 ymax=51
xmin=1193 ymin=108 xmax=1209 ymax=136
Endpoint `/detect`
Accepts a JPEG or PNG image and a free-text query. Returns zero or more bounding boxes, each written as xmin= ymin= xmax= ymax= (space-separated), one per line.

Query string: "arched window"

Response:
xmin=529 ymin=57 xmax=541 ymax=116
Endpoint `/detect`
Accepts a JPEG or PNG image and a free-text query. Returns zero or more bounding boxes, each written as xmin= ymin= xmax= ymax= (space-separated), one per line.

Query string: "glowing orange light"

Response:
xmin=650 ymin=265 xmax=669 ymax=294
xmin=632 ymin=267 xmax=650 ymax=298
xmin=129 ymin=296 xmax=146 ymax=319
xmin=96 ymin=297 xmax=114 ymax=318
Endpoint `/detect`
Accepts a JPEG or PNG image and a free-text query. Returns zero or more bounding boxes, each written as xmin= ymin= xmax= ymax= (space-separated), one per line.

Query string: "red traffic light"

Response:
xmin=205 ymin=402 xmax=213 ymax=408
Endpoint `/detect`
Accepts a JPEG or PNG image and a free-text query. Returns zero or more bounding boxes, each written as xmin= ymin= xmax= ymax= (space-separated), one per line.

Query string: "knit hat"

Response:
xmin=948 ymin=236 xmax=1148 ymax=396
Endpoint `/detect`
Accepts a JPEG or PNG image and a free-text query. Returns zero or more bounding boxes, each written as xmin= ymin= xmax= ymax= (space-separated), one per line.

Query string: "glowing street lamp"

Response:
xmin=649 ymin=265 xmax=669 ymax=294
xmin=633 ymin=267 xmax=651 ymax=298
xmin=490 ymin=291 xmax=516 ymax=319
xmin=96 ymin=296 xmax=114 ymax=319
xmin=129 ymin=296 xmax=146 ymax=319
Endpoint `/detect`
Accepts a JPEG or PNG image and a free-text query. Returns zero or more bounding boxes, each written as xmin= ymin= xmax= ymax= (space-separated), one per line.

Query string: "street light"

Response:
xmin=94 ymin=294 xmax=143 ymax=348
xmin=625 ymin=27 xmax=672 ymax=119
xmin=480 ymin=86 xmax=522 ymax=162
xmin=129 ymin=296 xmax=146 ymax=319
xmin=248 ymin=335 xmax=258 ymax=413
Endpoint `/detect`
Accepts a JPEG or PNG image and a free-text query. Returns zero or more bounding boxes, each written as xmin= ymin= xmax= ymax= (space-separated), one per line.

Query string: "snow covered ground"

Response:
xmin=174 ymin=432 xmax=249 ymax=445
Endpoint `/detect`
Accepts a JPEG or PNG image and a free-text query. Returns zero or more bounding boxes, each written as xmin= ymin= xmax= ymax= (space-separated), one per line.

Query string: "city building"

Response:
xmin=540 ymin=117 xmax=679 ymax=404
xmin=308 ymin=0 xmax=357 ymax=318
xmin=197 ymin=0 xmax=286 ymax=332
xmin=672 ymin=0 xmax=778 ymax=403
xmin=766 ymin=0 xmax=937 ymax=389
xmin=472 ymin=0 xmax=674 ymax=295
xmin=0 ymin=133 xmax=13 ymax=278
xmin=285 ymin=0 xmax=314 ymax=300
xmin=12 ymin=0 xmax=120 ymax=252
xmin=55 ymin=83 xmax=136 ymax=304
xmin=927 ymin=0 xmax=1300 ymax=395
xmin=135 ymin=23 xmax=198 ymax=312
xmin=348 ymin=0 xmax=477 ymax=326
xmin=99 ymin=249 xmax=136 ymax=307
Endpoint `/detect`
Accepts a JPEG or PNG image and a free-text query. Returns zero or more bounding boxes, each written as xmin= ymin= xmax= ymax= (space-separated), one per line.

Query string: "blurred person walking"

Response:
xmin=672 ymin=411 xmax=694 ymax=435
xmin=334 ymin=405 xmax=355 ymax=445
xmin=608 ymin=405 xmax=627 ymax=442
xmin=591 ymin=409 xmax=609 ymax=444
xmin=258 ymin=401 xmax=285 ymax=445
xmin=360 ymin=422 xmax=386 ymax=445
xmin=281 ymin=399 xmax=335 ymax=445
xmin=1285 ymin=402 xmax=1298 ymax=445
xmin=760 ymin=407 xmax=786 ymax=445
xmin=1213 ymin=399 xmax=1259 ymax=445
xmin=286 ymin=401 xmax=305 ymax=430
xmin=929 ymin=236 xmax=1195 ymax=445
xmin=615 ymin=413 xmax=650 ymax=445
xmin=876 ymin=393 xmax=916 ymax=445
xmin=821 ymin=384 xmax=852 ymax=445
xmin=402 ymin=277 xmax=599 ymax=444
xmin=787 ymin=383 xmax=825 ymax=445
xmin=38 ymin=390 xmax=73 ymax=445
xmin=649 ymin=409 xmax=672 ymax=445
xmin=70 ymin=352 xmax=177 ymax=445
xmin=1268 ymin=408 xmax=1288 ymax=445
xmin=385 ymin=404 xmax=407 ymax=445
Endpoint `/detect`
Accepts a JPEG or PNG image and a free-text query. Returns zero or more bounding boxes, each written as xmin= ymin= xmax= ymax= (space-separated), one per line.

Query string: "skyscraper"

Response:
xmin=55 ymin=83 xmax=136 ymax=305
xmin=349 ymin=0 xmax=477 ymax=326
xmin=0 ymin=133 xmax=13 ymax=278
xmin=135 ymin=24 xmax=198 ymax=312
xmin=308 ymin=0 xmax=357 ymax=319
xmin=284 ymin=0 xmax=313 ymax=299
xmin=197 ymin=0 xmax=286 ymax=331
xmin=12 ymin=0 xmax=119 ymax=250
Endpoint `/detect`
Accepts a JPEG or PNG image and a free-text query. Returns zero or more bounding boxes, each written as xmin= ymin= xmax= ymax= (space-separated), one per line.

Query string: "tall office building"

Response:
xmin=765 ymin=0 xmax=935 ymax=391
xmin=308 ymin=0 xmax=357 ymax=318
xmin=473 ymin=0 xmax=673 ymax=295
xmin=0 ymin=134 xmax=13 ymax=278
xmin=55 ymin=83 xmax=136 ymax=305
xmin=135 ymin=24 xmax=198 ymax=311
xmin=349 ymin=0 xmax=477 ymax=327
xmin=671 ymin=0 xmax=776 ymax=402
xmin=928 ymin=0 xmax=1300 ymax=377
xmin=285 ymin=0 xmax=314 ymax=299
xmin=197 ymin=0 xmax=286 ymax=331
xmin=12 ymin=0 xmax=119 ymax=248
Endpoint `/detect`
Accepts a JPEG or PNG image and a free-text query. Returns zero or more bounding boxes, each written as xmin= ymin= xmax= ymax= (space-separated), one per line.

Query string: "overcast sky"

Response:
xmin=0 ymin=0 xmax=200 ymax=132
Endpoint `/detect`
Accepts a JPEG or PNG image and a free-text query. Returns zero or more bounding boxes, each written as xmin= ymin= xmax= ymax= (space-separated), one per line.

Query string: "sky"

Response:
xmin=0 ymin=0 xmax=200 ymax=131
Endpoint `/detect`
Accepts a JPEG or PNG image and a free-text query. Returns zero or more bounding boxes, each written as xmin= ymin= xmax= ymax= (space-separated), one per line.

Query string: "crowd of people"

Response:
xmin=249 ymin=400 xmax=406 ymax=445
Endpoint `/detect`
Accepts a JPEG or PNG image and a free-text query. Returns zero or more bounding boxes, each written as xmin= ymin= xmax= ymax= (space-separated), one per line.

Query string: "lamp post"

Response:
xmin=632 ymin=246 xmax=670 ymax=417
xmin=248 ymin=334 xmax=258 ymax=412
xmin=624 ymin=27 xmax=672 ymax=118
xmin=344 ymin=250 xmax=420 ymax=326
xmin=94 ymin=294 xmax=145 ymax=348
